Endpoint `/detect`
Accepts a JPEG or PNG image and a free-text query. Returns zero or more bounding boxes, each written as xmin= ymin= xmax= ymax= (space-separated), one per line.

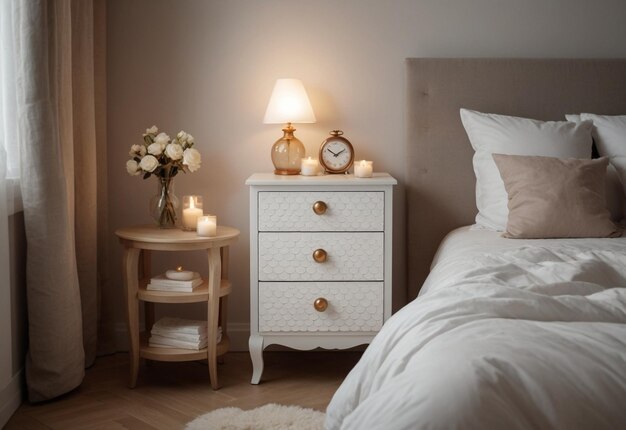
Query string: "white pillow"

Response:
xmin=566 ymin=113 xmax=625 ymax=222
xmin=579 ymin=115 xmax=626 ymax=182
xmin=460 ymin=109 xmax=593 ymax=231
xmin=565 ymin=114 xmax=581 ymax=123
xmin=579 ymin=114 xmax=626 ymax=222
xmin=580 ymin=114 xmax=626 ymax=158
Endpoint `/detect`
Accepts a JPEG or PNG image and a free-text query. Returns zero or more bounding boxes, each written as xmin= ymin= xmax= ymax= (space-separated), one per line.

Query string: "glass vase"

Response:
xmin=150 ymin=176 xmax=180 ymax=228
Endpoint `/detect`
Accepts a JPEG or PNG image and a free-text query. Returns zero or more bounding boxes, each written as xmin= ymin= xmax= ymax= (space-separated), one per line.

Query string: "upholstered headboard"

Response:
xmin=406 ymin=58 xmax=626 ymax=299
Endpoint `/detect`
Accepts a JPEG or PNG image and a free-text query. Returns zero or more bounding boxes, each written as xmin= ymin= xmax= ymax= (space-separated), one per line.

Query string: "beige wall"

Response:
xmin=107 ymin=0 xmax=626 ymax=348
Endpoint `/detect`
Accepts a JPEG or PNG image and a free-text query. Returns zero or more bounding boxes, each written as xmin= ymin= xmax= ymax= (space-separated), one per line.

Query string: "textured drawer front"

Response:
xmin=258 ymin=191 xmax=384 ymax=232
xmin=258 ymin=232 xmax=383 ymax=281
xmin=259 ymin=282 xmax=383 ymax=332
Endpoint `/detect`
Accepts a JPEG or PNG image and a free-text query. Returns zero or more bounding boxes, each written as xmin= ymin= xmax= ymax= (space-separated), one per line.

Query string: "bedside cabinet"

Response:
xmin=245 ymin=173 xmax=396 ymax=384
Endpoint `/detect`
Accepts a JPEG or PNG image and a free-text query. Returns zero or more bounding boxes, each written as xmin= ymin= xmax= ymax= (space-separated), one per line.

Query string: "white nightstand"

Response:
xmin=245 ymin=173 xmax=396 ymax=384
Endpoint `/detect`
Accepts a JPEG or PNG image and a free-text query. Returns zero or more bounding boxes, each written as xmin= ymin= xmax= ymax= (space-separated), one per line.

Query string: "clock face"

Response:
xmin=320 ymin=140 xmax=354 ymax=172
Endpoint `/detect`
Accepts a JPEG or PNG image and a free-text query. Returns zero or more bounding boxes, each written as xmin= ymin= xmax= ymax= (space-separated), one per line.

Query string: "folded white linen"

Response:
xmin=152 ymin=317 xmax=207 ymax=334
xmin=148 ymin=340 xmax=205 ymax=350
xmin=326 ymin=241 xmax=626 ymax=430
xmin=150 ymin=326 xmax=221 ymax=341
xmin=149 ymin=330 xmax=208 ymax=343
xmin=149 ymin=335 xmax=214 ymax=350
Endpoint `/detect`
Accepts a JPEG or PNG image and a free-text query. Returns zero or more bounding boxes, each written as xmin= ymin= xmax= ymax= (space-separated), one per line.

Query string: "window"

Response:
xmin=0 ymin=1 xmax=22 ymax=214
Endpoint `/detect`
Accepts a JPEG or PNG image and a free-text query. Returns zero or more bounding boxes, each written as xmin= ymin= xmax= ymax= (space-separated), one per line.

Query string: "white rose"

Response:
xmin=139 ymin=155 xmax=159 ymax=172
xmin=145 ymin=125 xmax=158 ymax=135
xmin=187 ymin=134 xmax=195 ymax=145
xmin=182 ymin=148 xmax=201 ymax=172
xmin=177 ymin=131 xmax=188 ymax=141
xmin=129 ymin=144 xmax=146 ymax=157
xmin=154 ymin=132 xmax=170 ymax=148
xmin=126 ymin=159 xmax=141 ymax=176
xmin=165 ymin=143 xmax=183 ymax=160
xmin=147 ymin=142 xmax=163 ymax=156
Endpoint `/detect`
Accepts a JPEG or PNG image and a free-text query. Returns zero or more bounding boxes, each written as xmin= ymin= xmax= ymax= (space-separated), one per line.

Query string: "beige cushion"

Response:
xmin=492 ymin=154 xmax=621 ymax=239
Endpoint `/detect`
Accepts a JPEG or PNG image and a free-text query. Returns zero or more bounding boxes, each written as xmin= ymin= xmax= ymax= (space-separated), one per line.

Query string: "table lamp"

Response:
xmin=263 ymin=78 xmax=316 ymax=175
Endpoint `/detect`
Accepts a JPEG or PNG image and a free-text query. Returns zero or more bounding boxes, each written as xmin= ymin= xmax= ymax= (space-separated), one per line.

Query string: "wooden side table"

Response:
xmin=115 ymin=225 xmax=239 ymax=390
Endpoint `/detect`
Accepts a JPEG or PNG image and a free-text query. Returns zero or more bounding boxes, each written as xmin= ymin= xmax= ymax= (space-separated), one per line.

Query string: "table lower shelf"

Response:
xmin=139 ymin=332 xmax=230 ymax=362
xmin=138 ymin=279 xmax=231 ymax=304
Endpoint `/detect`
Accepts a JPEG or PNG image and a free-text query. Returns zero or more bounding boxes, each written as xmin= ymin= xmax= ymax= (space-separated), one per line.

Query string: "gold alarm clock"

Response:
xmin=319 ymin=130 xmax=355 ymax=174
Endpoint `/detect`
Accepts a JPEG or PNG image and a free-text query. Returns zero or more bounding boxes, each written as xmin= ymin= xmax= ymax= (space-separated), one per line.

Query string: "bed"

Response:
xmin=325 ymin=59 xmax=626 ymax=429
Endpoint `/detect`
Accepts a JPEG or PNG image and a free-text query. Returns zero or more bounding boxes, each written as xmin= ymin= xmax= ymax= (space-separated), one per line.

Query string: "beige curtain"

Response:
xmin=13 ymin=0 xmax=111 ymax=402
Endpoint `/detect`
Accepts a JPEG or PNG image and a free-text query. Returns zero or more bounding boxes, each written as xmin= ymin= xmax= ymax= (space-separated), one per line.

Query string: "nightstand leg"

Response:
xmin=207 ymin=247 xmax=222 ymax=390
xmin=220 ymin=247 xmax=229 ymax=337
xmin=141 ymin=250 xmax=155 ymax=332
xmin=144 ymin=303 xmax=155 ymax=338
xmin=143 ymin=301 xmax=155 ymax=367
xmin=140 ymin=250 xmax=155 ymax=366
xmin=249 ymin=335 xmax=264 ymax=384
xmin=122 ymin=247 xmax=141 ymax=388
xmin=218 ymin=247 xmax=229 ymax=365
xmin=217 ymin=296 xmax=228 ymax=365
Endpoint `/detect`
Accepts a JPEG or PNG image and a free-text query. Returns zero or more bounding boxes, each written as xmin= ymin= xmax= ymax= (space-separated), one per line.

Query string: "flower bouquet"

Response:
xmin=126 ymin=125 xmax=201 ymax=228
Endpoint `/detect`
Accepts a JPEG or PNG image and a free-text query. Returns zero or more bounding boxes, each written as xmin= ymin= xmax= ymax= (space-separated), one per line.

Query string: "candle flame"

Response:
xmin=360 ymin=160 xmax=367 ymax=167
xmin=176 ymin=266 xmax=183 ymax=271
xmin=190 ymin=197 xmax=195 ymax=209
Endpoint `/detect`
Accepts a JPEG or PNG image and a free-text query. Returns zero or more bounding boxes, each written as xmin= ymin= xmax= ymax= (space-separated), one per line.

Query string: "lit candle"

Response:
xmin=165 ymin=265 xmax=196 ymax=281
xmin=197 ymin=215 xmax=217 ymax=237
xmin=354 ymin=160 xmax=373 ymax=178
xmin=182 ymin=195 xmax=203 ymax=231
xmin=300 ymin=157 xmax=321 ymax=176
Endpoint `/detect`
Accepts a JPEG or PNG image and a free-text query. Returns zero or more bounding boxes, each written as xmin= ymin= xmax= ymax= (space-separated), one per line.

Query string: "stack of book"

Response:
xmin=149 ymin=317 xmax=222 ymax=350
xmin=147 ymin=273 xmax=203 ymax=292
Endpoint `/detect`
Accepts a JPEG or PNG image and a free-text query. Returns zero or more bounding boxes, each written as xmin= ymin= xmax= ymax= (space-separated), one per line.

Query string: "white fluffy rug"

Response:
xmin=185 ymin=403 xmax=325 ymax=430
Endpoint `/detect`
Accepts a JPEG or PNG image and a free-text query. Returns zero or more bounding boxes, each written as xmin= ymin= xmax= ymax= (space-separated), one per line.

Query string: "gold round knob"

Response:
xmin=312 ymin=249 xmax=327 ymax=263
xmin=312 ymin=201 xmax=327 ymax=215
xmin=313 ymin=297 xmax=328 ymax=312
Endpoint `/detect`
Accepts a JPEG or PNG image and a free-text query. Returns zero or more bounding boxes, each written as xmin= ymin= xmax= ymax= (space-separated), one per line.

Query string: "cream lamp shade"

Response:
xmin=263 ymin=79 xmax=316 ymax=175
xmin=263 ymin=79 xmax=316 ymax=124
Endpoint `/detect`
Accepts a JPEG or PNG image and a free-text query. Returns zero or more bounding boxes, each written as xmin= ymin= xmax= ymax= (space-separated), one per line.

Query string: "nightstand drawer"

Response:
xmin=258 ymin=282 xmax=383 ymax=333
xmin=258 ymin=191 xmax=384 ymax=232
xmin=258 ymin=232 xmax=383 ymax=281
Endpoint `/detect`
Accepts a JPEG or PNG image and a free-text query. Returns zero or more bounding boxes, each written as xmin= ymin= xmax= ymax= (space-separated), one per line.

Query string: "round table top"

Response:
xmin=115 ymin=225 xmax=240 ymax=244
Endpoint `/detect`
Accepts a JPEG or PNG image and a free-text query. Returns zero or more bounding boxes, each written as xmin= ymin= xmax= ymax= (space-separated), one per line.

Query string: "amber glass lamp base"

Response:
xmin=271 ymin=123 xmax=305 ymax=175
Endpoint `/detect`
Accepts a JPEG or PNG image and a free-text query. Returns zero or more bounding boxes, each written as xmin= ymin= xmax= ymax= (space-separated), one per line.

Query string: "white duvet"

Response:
xmin=326 ymin=233 xmax=626 ymax=430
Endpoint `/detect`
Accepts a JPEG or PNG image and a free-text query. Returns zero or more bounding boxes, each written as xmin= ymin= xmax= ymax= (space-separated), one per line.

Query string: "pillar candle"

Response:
xmin=182 ymin=195 xmax=203 ymax=231
xmin=354 ymin=160 xmax=373 ymax=178
xmin=300 ymin=157 xmax=321 ymax=176
xmin=197 ymin=215 xmax=217 ymax=237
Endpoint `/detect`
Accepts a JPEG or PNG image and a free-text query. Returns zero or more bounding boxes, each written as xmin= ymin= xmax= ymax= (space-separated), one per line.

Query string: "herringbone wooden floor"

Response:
xmin=5 ymin=351 xmax=361 ymax=429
